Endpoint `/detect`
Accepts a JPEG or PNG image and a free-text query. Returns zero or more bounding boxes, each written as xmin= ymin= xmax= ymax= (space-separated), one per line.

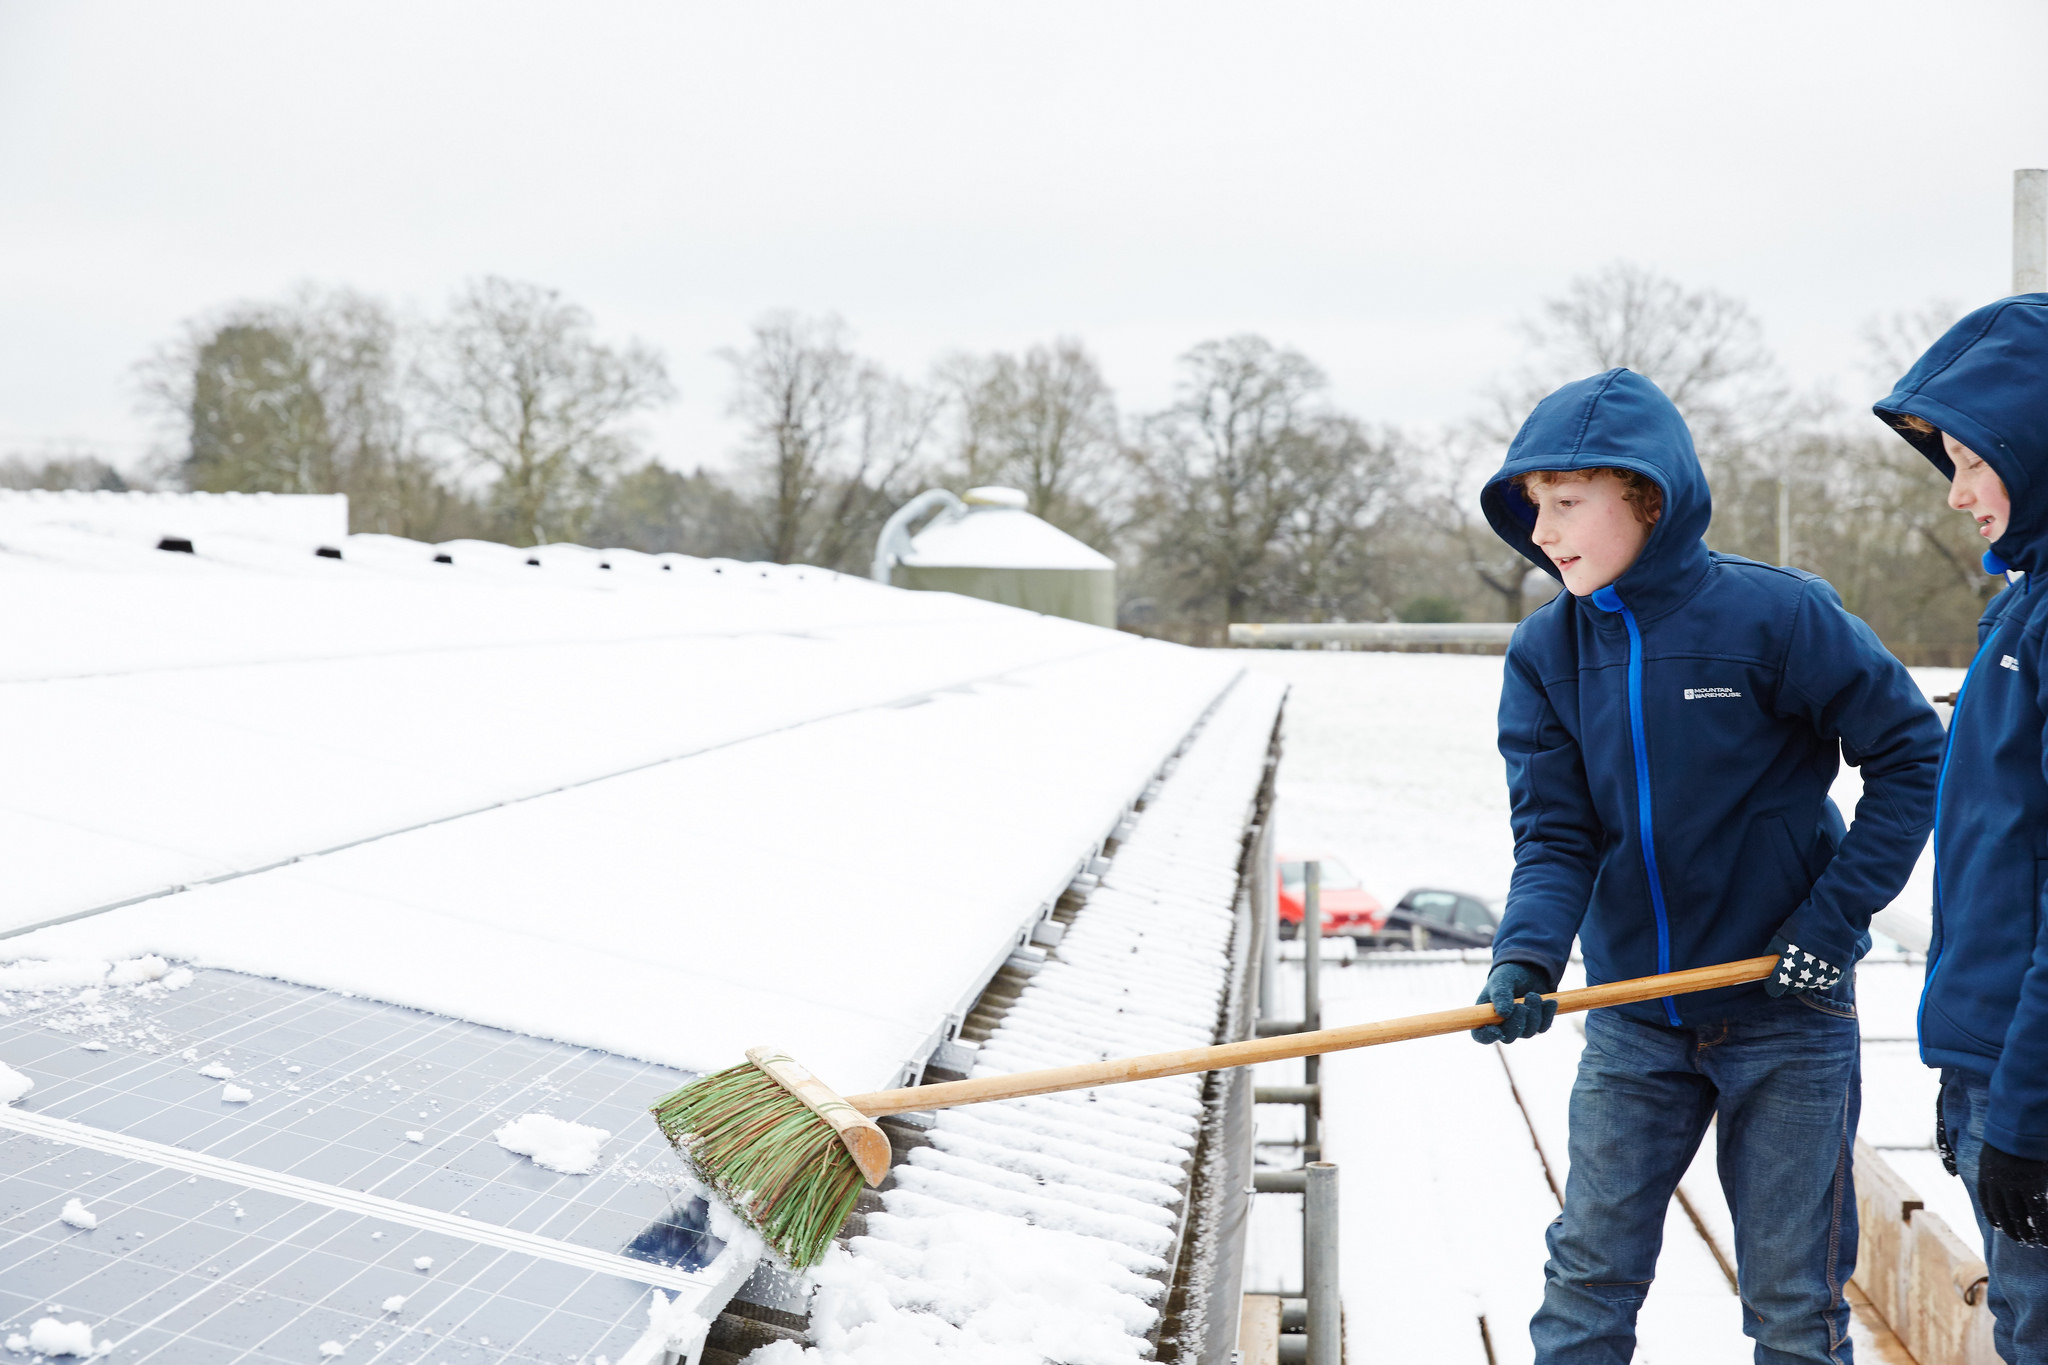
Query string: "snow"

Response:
xmin=25 ymin=1318 xmax=100 ymax=1356
xmin=319 ymin=1343 xmax=345 ymax=1357
xmin=0 ymin=959 xmax=108 ymax=992
xmin=381 ymin=1295 xmax=406 ymax=1312
xmin=404 ymin=1130 xmax=423 ymax=1142
xmin=197 ymin=1063 xmax=234 ymax=1079
xmin=0 ymin=523 xmax=1163 ymax=938
xmin=0 ymin=1061 xmax=31 ymax=1104
xmin=790 ymin=673 xmax=1286 ymax=1364
xmin=902 ymin=506 xmax=1113 ymax=571
xmin=60 ymin=1197 xmax=98 ymax=1229
xmin=494 ymin=1112 xmax=609 ymax=1175
xmin=105 ymin=954 xmax=167 ymax=985
xmin=413 ymin=1256 xmax=433 ymax=1270
xmin=0 ymin=528 xmax=1241 ymax=1091
xmin=220 ymin=1083 xmax=252 ymax=1103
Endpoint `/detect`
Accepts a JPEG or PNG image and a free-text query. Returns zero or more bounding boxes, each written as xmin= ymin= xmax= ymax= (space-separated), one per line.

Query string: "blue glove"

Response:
xmin=1471 ymin=962 xmax=1557 ymax=1045
xmin=1762 ymin=934 xmax=1844 ymax=998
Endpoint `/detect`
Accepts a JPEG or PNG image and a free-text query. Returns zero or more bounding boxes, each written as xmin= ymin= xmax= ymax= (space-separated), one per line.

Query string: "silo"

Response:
xmin=875 ymin=486 xmax=1117 ymax=628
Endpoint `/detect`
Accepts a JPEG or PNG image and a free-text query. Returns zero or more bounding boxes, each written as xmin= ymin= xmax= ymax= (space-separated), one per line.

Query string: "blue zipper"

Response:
xmin=1920 ymin=583 xmax=2017 ymax=1039
xmin=1593 ymin=585 xmax=1680 ymax=1025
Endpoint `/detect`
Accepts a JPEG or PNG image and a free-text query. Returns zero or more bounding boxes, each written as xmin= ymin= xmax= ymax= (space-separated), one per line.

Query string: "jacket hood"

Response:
xmin=1481 ymin=369 xmax=1713 ymax=615
xmin=1874 ymin=293 xmax=2048 ymax=575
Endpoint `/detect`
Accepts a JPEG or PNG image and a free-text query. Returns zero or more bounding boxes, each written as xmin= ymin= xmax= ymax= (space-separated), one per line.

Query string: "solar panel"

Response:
xmin=0 ymin=968 xmax=736 ymax=1362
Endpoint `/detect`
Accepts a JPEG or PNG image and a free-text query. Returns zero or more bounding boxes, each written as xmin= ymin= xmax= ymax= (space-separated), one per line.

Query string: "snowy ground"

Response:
xmin=1229 ymin=648 xmax=1969 ymax=1363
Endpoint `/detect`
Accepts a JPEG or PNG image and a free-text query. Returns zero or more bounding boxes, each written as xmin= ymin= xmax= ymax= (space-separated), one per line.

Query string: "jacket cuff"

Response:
xmin=1983 ymin=1114 xmax=2048 ymax=1164
xmin=1773 ymin=904 xmax=1861 ymax=972
xmin=1491 ymin=954 xmax=1560 ymax=993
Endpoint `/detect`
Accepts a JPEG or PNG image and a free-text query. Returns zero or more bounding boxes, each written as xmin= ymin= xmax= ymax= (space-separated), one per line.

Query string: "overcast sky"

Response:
xmin=2 ymin=1 xmax=2043 ymax=475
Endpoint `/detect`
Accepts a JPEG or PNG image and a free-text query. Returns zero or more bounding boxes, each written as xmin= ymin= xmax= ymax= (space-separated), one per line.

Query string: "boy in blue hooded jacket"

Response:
xmin=1474 ymin=368 xmax=1944 ymax=1364
xmin=1874 ymin=293 xmax=2048 ymax=1362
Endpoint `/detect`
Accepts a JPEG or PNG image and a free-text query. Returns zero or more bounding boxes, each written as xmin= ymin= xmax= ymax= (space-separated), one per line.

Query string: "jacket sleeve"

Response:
xmin=1773 ymin=577 xmax=1944 ymax=967
xmin=1987 ymin=622 xmax=2048 ymax=1160
xmin=1491 ymin=644 xmax=1601 ymax=985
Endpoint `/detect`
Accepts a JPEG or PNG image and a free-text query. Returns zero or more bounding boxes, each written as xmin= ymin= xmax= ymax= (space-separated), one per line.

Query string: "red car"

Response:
xmin=1276 ymin=855 xmax=1386 ymax=939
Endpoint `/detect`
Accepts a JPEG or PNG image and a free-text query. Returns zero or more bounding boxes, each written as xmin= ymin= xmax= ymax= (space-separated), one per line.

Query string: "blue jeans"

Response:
xmin=1532 ymin=999 xmax=1862 ymax=1364
xmin=1940 ymin=1069 xmax=2048 ymax=1363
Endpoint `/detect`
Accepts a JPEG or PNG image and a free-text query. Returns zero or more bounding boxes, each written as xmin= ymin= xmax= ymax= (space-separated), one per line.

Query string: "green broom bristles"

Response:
xmin=651 ymin=1059 xmax=867 ymax=1269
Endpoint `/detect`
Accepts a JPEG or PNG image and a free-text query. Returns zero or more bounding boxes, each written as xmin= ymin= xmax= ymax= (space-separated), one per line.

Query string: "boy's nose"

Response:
xmin=1949 ymin=480 xmax=1970 ymax=511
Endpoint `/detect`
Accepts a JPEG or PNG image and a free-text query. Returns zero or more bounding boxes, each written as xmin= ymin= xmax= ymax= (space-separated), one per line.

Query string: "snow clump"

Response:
xmin=493 ymin=1113 xmax=608 ymax=1175
xmin=27 ymin=1317 xmax=104 ymax=1356
xmin=413 ymin=1255 xmax=433 ymax=1270
xmin=319 ymin=1343 xmax=345 ymax=1357
xmin=0 ymin=1061 xmax=32 ymax=1105
xmin=197 ymin=1063 xmax=234 ymax=1080
xmin=106 ymin=955 xmax=169 ymax=986
xmin=382 ymin=1295 xmax=406 ymax=1312
xmin=0 ymin=960 xmax=108 ymax=992
xmin=161 ymin=967 xmax=193 ymax=990
xmin=60 ymin=1198 xmax=98 ymax=1229
xmin=221 ymin=1084 xmax=252 ymax=1103
xmin=404 ymin=1130 xmax=423 ymax=1142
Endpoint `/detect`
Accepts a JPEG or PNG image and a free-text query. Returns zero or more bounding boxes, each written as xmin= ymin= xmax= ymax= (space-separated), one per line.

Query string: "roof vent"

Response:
xmin=599 ymin=562 xmax=611 ymax=570
xmin=526 ymin=557 xmax=541 ymax=567
xmin=432 ymin=553 xmax=454 ymax=565
xmin=157 ymin=536 xmax=195 ymax=554
xmin=661 ymin=563 xmax=672 ymax=571
xmin=314 ymin=546 xmax=342 ymax=560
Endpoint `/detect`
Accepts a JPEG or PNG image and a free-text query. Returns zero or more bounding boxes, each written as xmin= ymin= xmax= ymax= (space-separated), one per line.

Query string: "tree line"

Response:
xmin=0 ymin=268 xmax=1989 ymax=658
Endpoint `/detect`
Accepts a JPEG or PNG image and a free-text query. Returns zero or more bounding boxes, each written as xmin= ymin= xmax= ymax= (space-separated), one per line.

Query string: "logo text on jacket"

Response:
xmin=1683 ymin=687 xmax=1743 ymax=700
xmin=2002 ymin=655 xmax=2020 ymax=672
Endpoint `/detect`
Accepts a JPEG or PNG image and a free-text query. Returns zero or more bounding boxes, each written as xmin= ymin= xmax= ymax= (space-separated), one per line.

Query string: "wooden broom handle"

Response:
xmin=847 ymin=954 xmax=1778 ymax=1118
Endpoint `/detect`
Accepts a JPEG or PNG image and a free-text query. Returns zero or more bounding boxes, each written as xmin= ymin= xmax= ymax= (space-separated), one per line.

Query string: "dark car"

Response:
xmin=1381 ymin=888 xmax=1498 ymax=949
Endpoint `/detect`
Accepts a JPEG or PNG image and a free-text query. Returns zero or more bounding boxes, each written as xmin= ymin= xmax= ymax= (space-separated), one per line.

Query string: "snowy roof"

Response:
xmin=0 ymin=519 xmax=1238 ymax=1092
xmin=900 ymin=505 xmax=1114 ymax=571
xmin=0 ymin=510 xmax=1278 ymax=1359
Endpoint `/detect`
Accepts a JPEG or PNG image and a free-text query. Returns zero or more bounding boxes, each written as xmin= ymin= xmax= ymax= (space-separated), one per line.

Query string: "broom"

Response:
xmin=652 ymin=954 xmax=1777 ymax=1266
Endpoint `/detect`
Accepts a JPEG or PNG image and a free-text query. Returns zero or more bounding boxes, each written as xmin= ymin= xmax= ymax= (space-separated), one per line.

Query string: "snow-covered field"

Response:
xmin=1229 ymin=647 xmax=1967 ymax=1363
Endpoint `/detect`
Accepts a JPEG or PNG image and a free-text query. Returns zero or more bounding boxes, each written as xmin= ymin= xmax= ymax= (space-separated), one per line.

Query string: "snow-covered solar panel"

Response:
xmin=0 ymin=968 xmax=744 ymax=1361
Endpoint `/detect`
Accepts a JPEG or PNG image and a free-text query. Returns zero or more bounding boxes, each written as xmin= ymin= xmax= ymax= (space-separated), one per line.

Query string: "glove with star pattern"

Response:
xmin=1762 ymin=934 xmax=1844 ymax=998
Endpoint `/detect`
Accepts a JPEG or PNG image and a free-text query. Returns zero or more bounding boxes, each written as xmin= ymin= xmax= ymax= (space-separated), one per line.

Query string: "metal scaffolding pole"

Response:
xmin=2017 ymin=169 xmax=2047 ymax=295
xmin=1305 ymin=1162 xmax=1341 ymax=1365
xmin=1302 ymin=861 xmax=1321 ymax=1158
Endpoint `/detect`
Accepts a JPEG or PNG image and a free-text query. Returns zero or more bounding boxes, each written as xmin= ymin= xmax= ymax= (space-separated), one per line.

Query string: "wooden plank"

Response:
xmin=1239 ymin=1293 xmax=1282 ymax=1365
xmin=1853 ymin=1139 xmax=1924 ymax=1339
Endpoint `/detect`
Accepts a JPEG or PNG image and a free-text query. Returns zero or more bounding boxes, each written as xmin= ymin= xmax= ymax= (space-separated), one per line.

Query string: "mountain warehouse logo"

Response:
xmin=2003 ymin=655 xmax=2021 ymax=672
xmin=1684 ymin=687 xmax=1743 ymax=700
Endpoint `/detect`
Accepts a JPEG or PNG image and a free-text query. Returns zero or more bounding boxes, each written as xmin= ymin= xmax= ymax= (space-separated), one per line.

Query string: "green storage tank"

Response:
xmin=875 ymin=487 xmax=1116 ymax=628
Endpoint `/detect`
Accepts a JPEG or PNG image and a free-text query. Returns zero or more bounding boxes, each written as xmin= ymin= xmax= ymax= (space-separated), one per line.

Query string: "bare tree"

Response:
xmin=1860 ymin=300 xmax=1967 ymax=389
xmin=723 ymin=313 xmax=935 ymax=569
xmin=1270 ymin=415 xmax=1402 ymax=621
xmin=1131 ymin=336 xmax=1338 ymax=632
xmin=416 ymin=277 xmax=672 ymax=546
xmin=941 ymin=338 xmax=1124 ymax=547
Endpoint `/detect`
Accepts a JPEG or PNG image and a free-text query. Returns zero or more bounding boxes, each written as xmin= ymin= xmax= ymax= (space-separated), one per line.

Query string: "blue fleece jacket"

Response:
xmin=1482 ymin=369 xmax=1944 ymax=1026
xmin=1874 ymin=293 xmax=2048 ymax=1158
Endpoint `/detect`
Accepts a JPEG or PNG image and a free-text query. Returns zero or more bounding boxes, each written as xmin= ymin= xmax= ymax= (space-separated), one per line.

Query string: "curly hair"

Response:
xmin=1510 ymin=467 xmax=1664 ymax=526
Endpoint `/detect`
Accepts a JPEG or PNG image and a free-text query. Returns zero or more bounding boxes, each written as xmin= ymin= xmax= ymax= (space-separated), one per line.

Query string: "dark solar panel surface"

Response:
xmin=0 ymin=968 xmax=726 ymax=1362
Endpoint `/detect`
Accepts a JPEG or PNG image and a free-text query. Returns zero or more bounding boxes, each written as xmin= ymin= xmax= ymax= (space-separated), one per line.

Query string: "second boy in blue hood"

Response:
xmin=1876 ymin=293 xmax=2048 ymax=1361
xmin=1475 ymin=368 xmax=1943 ymax=1363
